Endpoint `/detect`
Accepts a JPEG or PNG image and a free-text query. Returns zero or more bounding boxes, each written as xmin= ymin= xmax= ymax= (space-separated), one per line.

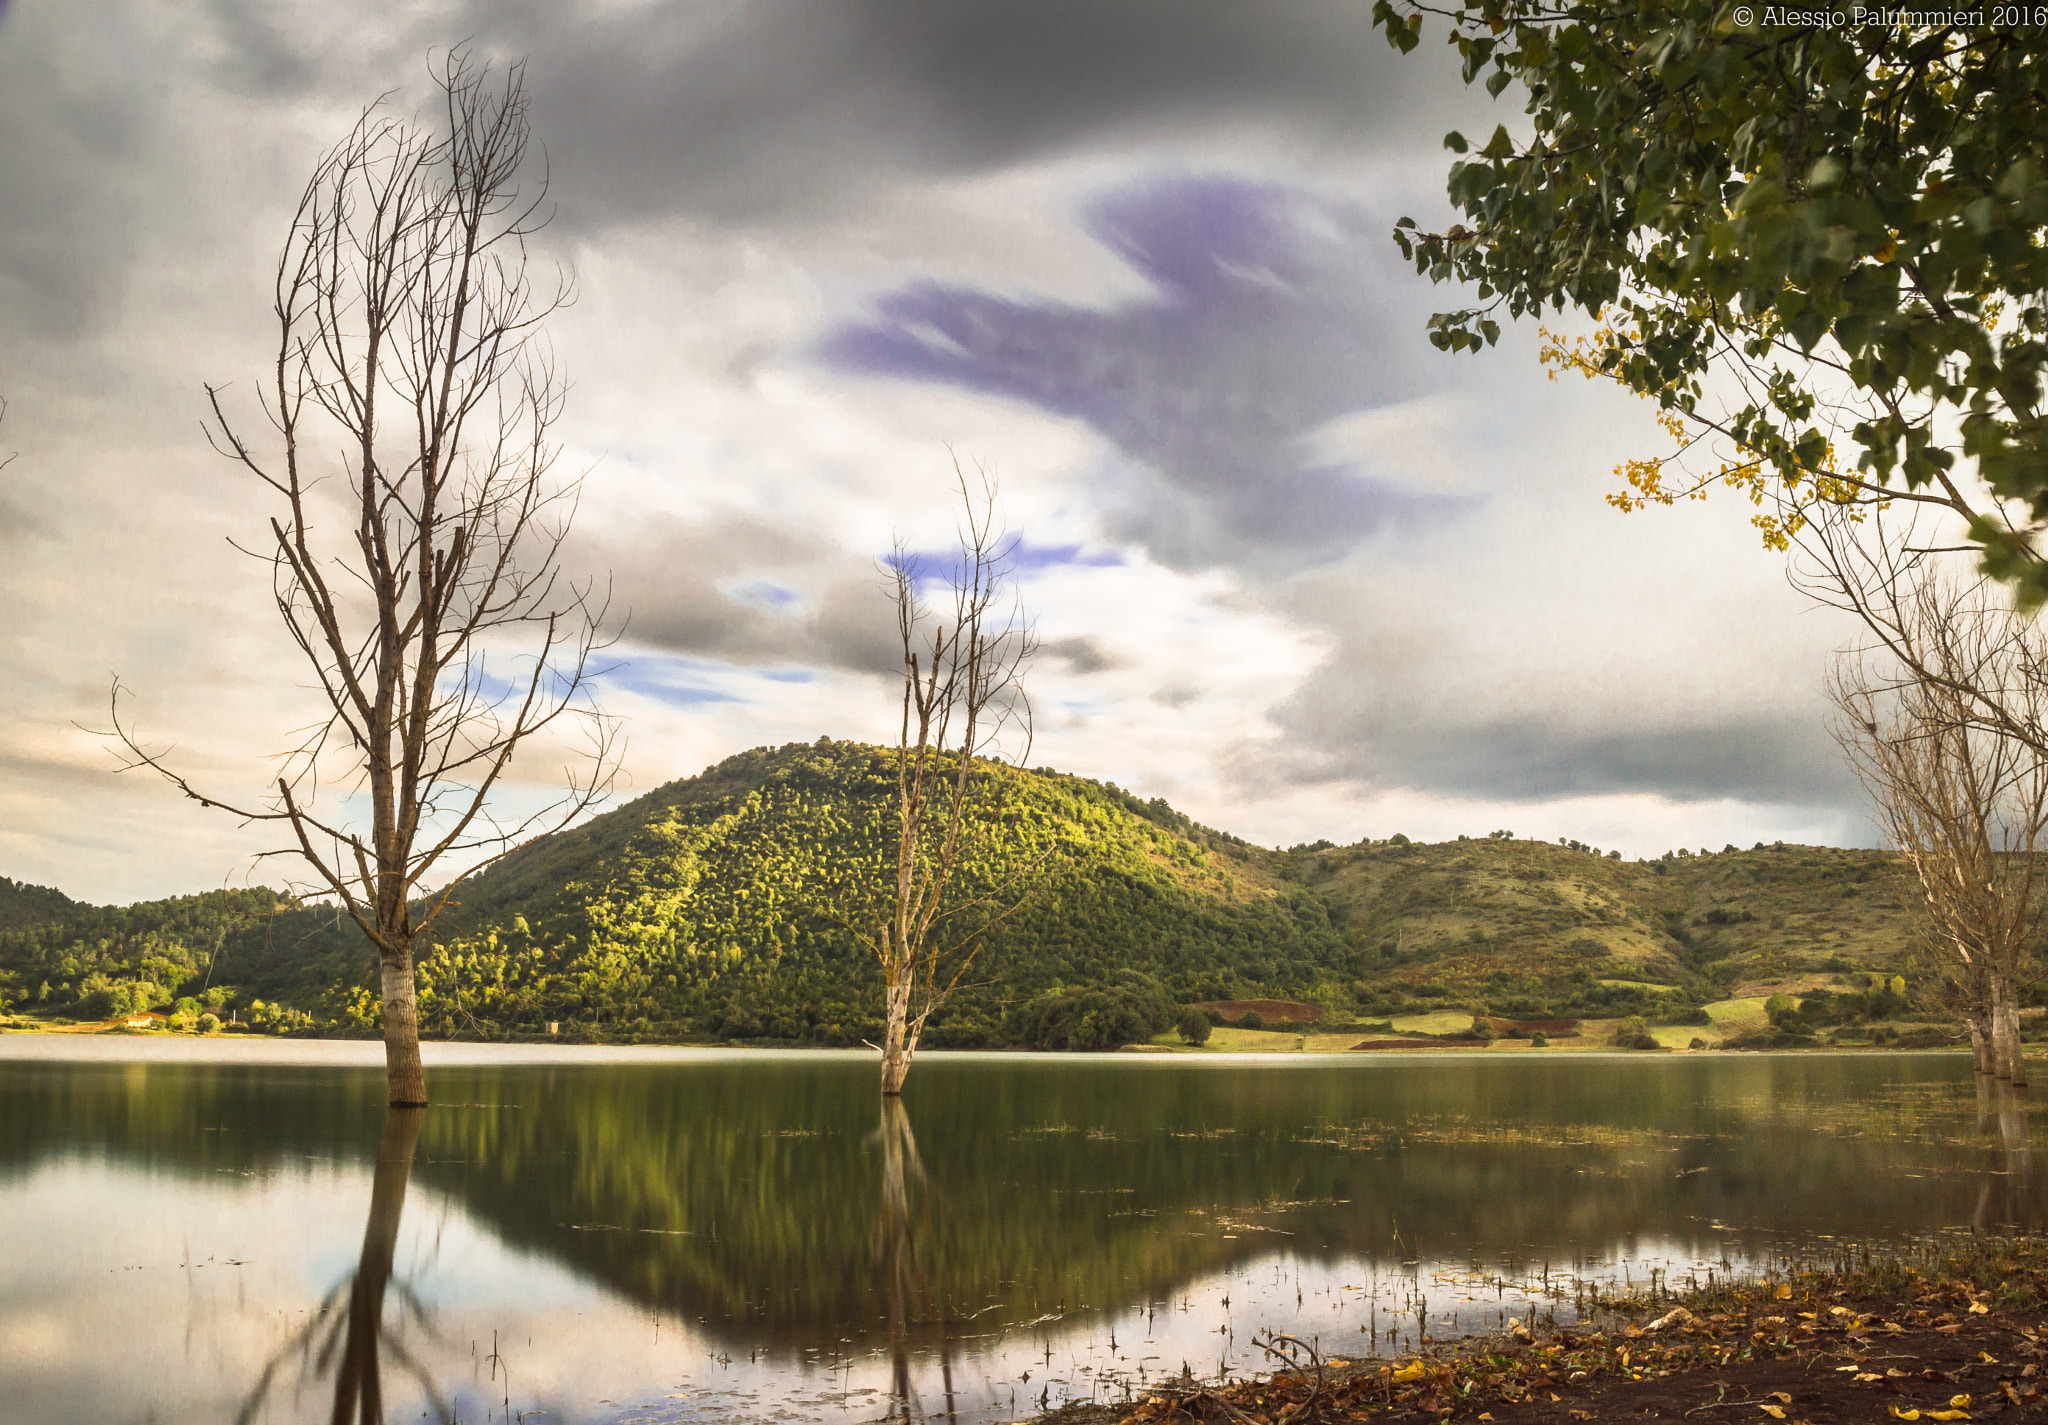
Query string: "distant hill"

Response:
xmin=0 ymin=886 xmax=364 ymax=1023
xmin=1296 ymin=836 xmax=1922 ymax=1019
xmin=0 ymin=740 xmax=1947 ymax=1041
xmin=0 ymin=875 xmax=80 ymax=932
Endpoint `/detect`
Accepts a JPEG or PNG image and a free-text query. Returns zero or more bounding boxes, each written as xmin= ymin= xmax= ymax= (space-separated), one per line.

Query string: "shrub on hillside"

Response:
xmin=1176 ymin=1009 xmax=1212 ymax=1045
xmin=76 ymin=976 xmax=162 ymax=1020
xmin=1614 ymin=1015 xmax=1659 ymax=1050
xmin=1239 ymin=1010 xmax=1264 ymax=1030
xmin=1008 ymin=975 xmax=1176 ymax=1050
xmin=198 ymin=1012 xmax=221 ymax=1034
xmin=1895 ymin=1025 xmax=1952 ymax=1049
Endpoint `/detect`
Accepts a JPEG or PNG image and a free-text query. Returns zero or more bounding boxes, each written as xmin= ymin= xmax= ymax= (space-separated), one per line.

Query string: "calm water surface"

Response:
xmin=0 ymin=1040 xmax=2039 ymax=1424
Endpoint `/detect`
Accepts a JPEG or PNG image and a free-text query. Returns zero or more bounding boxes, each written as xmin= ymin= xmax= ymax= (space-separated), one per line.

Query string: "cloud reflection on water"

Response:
xmin=6 ymin=1045 xmax=2048 ymax=1422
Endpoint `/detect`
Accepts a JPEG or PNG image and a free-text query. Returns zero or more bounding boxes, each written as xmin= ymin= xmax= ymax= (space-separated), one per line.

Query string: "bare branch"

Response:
xmin=869 ymin=456 xmax=1044 ymax=1094
xmin=1817 ymin=511 xmax=2045 ymax=1084
xmin=105 ymin=49 xmax=620 ymax=1106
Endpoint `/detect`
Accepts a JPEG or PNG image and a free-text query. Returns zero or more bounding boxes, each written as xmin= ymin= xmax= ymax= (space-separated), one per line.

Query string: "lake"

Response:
xmin=0 ymin=1039 xmax=2037 ymax=1423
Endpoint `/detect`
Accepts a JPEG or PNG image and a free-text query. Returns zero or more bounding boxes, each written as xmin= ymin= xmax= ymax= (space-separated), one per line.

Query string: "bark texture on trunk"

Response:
xmin=1995 ymin=970 xmax=2029 ymax=1087
xmin=333 ymin=1106 xmax=425 ymax=1423
xmin=380 ymin=954 xmax=428 ymax=1106
xmin=1970 ymin=965 xmax=1997 ymax=1074
xmin=880 ymin=981 xmax=916 ymax=1098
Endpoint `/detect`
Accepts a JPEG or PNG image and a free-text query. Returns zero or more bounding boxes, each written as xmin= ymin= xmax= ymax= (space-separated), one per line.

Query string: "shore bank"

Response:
xmin=1037 ymin=1238 xmax=2048 ymax=1425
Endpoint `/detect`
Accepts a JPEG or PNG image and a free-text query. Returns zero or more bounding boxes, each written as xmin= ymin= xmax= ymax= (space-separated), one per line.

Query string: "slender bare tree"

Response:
xmin=1825 ymin=556 xmax=2048 ymax=1084
xmin=838 ymin=461 xmax=1038 ymax=1096
xmin=111 ymin=53 xmax=618 ymax=1106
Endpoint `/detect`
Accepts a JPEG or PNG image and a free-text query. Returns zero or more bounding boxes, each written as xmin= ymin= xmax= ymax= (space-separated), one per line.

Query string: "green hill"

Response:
xmin=0 ymin=875 xmax=79 ymax=932
xmin=380 ymin=737 xmax=1358 ymax=1046
xmin=0 ymin=885 xmax=365 ymax=1027
xmin=0 ymin=739 xmax=1964 ymax=1043
xmin=1296 ymin=836 xmax=1924 ymax=1021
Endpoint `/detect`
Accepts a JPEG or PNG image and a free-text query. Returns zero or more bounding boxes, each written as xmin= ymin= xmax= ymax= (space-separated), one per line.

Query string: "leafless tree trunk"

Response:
xmin=848 ymin=460 xmax=1037 ymax=1096
xmin=879 ymin=1096 xmax=924 ymax=1421
xmin=331 ymin=1106 xmax=426 ymax=1423
xmin=234 ymin=1107 xmax=444 ymax=1425
xmin=111 ymin=53 xmax=618 ymax=1106
xmin=1823 ymin=541 xmax=2046 ymax=1086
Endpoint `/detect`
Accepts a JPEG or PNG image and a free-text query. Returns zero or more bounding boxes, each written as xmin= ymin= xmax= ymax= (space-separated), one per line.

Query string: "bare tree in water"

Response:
xmin=112 ymin=53 xmax=617 ymax=1106
xmin=842 ymin=462 xmax=1037 ymax=1096
xmin=1820 ymin=527 xmax=2048 ymax=1085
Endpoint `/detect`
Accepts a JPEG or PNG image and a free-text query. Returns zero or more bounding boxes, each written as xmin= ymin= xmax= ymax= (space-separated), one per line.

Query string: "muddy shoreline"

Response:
xmin=1033 ymin=1240 xmax=2048 ymax=1424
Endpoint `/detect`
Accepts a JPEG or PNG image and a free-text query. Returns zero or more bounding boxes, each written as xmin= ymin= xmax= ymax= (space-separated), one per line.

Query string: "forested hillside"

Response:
xmin=0 ymin=875 xmax=79 ymax=932
xmin=0 ymin=886 xmax=364 ymax=1028
xmin=0 ymin=740 xmax=1958 ymax=1045
xmin=384 ymin=738 xmax=1359 ymax=1046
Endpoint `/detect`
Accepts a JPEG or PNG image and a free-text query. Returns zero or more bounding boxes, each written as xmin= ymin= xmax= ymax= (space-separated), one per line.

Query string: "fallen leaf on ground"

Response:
xmin=1759 ymin=1406 xmax=1786 ymax=1419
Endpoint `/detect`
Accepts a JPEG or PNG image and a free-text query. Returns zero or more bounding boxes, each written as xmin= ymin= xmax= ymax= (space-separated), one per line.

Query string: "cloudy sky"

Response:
xmin=0 ymin=0 xmax=1878 ymax=904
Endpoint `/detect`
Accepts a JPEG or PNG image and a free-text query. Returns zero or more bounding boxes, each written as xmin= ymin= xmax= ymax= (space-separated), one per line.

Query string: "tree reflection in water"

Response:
xmin=878 ymin=1097 xmax=961 ymax=1425
xmin=236 ymin=1107 xmax=450 ymax=1425
xmin=1975 ymin=1079 xmax=2035 ymax=1235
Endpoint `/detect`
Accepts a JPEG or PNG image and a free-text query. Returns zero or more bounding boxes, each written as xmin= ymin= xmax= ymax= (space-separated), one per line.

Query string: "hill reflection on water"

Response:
xmin=0 ymin=1047 xmax=2040 ymax=1422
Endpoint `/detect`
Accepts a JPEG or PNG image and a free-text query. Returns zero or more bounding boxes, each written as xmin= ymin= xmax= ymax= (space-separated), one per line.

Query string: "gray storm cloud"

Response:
xmin=182 ymin=0 xmax=1468 ymax=229
xmin=0 ymin=0 xmax=1878 ymax=900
